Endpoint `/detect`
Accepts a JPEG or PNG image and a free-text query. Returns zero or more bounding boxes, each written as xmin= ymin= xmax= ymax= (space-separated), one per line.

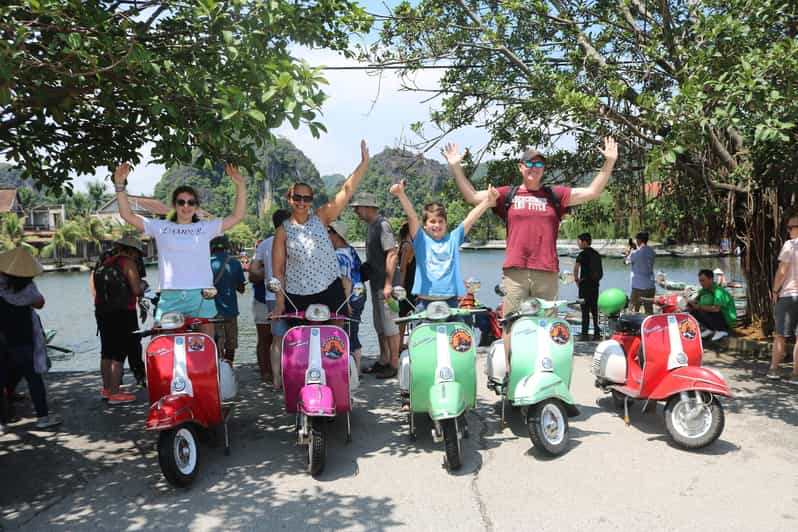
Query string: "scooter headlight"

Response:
xmin=306 ymin=304 xmax=331 ymax=322
xmin=159 ymin=312 xmax=185 ymax=330
xmin=438 ymin=367 xmax=454 ymax=382
xmin=426 ymin=301 xmax=451 ymax=320
xmin=307 ymin=368 xmax=322 ymax=383
xmin=541 ymin=357 xmax=554 ymax=370
xmin=519 ymin=299 xmax=541 ymax=315
xmin=676 ymin=295 xmax=688 ymax=311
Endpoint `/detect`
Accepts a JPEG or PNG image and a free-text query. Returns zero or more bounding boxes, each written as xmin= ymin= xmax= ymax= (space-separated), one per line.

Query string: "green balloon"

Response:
xmin=598 ymin=288 xmax=627 ymax=317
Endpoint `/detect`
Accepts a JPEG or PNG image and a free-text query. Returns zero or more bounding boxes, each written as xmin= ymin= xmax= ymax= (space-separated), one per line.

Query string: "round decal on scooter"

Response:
xmin=449 ymin=328 xmax=473 ymax=353
xmin=188 ymin=335 xmax=204 ymax=351
xmin=549 ymin=323 xmax=571 ymax=345
xmin=679 ymin=318 xmax=697 ymax=340
xmin=322 ymin=336 xmax=345 ymax=359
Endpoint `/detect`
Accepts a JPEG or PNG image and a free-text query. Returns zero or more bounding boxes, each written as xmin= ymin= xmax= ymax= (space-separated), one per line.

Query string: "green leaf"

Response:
xmin=223 ymin=109 xmax=238 ymax=120
xmin=222 ymin=30 xmax=234 ymax=45
xmin=246 ymin=109 xmax=266 ymax=122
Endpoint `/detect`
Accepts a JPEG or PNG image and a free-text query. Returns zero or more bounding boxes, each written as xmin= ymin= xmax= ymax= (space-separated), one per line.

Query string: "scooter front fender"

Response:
xmin=428 ymin=381 xmax=466 ymax=421
xmin=298 ymin=384 xmax=336 ymax=417
xmin=648 ymin=366 xmax=732 ymax=400
xmin=513 ymin=372 xmax=580 ymax=417
xmin=146 ymin=393 xmax=197 ymax=431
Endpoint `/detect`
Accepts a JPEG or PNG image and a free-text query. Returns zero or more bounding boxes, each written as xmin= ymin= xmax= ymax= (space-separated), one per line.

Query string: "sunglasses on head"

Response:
xmin=523 ymin=160 xmax=545 ymax=169
xmin=291 ymin=194 xmax=313 ymax=203
xmin=175 ymin=199 xmax=197 ymax=207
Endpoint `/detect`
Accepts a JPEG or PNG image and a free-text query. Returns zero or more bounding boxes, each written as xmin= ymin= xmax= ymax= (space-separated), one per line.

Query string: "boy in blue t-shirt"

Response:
xmin=389 ymin=179 xmax=498 ymax=309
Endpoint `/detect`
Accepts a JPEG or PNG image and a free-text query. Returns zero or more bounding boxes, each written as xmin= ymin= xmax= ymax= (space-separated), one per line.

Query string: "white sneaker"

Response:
xmin=35 ymin=414 xmax=63 ymax=429
xmin=701 ymin=329 xmax=714 ymax=339
xmin=711 ymin=330 xmax=729 ymax=341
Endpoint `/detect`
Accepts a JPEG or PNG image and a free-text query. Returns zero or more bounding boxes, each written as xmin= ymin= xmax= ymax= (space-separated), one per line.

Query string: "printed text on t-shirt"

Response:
xmin=513 ymin=195 xmax=548 ymax=212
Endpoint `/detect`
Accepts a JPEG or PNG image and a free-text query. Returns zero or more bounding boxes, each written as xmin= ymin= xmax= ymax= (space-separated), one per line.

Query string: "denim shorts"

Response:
xmin=265 ymin=300 xmax=288 ymax=336
xmin=775 ymin=296 xmax=798 ymax=337
xmin=155 ymin=289 xmax=217 ymax=322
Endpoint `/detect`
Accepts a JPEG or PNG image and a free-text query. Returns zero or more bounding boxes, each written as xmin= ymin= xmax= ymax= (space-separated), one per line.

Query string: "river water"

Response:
xmin=36 ymin=251 xmax=744 ymax=372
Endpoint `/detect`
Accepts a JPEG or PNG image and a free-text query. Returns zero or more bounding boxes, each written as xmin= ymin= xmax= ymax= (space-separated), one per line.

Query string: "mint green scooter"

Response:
xmin=394 ymin=286 xmax=484 ymax=472
xmin=485 ymin=291 xmax=581 ymax=455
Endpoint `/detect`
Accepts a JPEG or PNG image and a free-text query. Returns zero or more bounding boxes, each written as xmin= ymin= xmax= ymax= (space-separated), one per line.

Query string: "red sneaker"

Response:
xmin=108 ymin=392 xmax=136 ymax=405
xmin=101 ymin=389 xmax=110 ymax=401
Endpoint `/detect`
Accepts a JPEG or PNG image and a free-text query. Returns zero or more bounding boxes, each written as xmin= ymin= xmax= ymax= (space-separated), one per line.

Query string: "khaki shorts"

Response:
xmin=502 ymin=268 xmax=559 ymax=315
xmin=630 ymin=288 xmax=655 ymax=314
xmin=372 ymin=294 xmax=399 ymax=337
xmin=215 ymin=317 xmax=238 ymax=352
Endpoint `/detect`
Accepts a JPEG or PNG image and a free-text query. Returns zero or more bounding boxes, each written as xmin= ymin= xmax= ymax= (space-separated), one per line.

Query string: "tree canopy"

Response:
xmin=0 ymin=0 xmax=371 ymax=190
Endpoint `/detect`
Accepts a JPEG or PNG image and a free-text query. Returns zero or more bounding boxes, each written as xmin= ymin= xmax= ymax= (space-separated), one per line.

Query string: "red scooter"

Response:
xmin=591 ymin=289 xmax=731 ymax=449
xmin=138 ymin=291 xmax=232 ymax=486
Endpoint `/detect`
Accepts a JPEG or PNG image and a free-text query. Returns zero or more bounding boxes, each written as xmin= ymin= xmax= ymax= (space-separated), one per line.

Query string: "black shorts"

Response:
xmin=287 ymin=278 xmax=348 ymax=315
xmin=96 ymin=310 xmax=140 ymax=362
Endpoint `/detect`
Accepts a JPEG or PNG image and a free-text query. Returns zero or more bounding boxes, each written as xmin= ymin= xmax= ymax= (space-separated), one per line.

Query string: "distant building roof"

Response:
xmin=0 ymin=189 xmax=22 ymax=213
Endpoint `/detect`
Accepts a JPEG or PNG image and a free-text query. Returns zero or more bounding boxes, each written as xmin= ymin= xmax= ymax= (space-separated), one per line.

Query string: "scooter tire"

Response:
xmin=442 ymin=418 xmax=462 ymax=472
xmin=664 ymin=393 xmax=725 ymax=450
xmin=158 ymin=425 xmax=200 ymax=487
xmin=528 ymin=399 xmax=569 ymax=456
xmin=308 ymin=418 xmax=326 ymax=477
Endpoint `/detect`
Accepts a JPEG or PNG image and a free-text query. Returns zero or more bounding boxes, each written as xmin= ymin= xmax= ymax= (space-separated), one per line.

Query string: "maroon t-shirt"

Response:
xmin=492 ymin=184 xmax=571 ymax=272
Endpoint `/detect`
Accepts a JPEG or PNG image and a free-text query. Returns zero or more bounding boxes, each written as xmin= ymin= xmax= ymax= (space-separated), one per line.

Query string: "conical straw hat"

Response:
xmin=0 ymin=247 xmax=44 ymax=278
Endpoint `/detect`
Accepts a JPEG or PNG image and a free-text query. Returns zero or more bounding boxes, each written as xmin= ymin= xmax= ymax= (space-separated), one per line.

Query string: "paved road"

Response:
xmin=1 ymin=343 xmax=797 ymax=531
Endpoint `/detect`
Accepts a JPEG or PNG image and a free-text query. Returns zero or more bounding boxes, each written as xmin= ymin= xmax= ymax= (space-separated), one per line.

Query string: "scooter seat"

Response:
xmin=617 ymin=313 xmax=647 ymax=334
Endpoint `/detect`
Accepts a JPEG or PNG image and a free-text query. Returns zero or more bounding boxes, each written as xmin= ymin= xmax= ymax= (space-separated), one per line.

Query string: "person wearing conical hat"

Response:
xmin=0 ymin=247 xmax=62 ymax=430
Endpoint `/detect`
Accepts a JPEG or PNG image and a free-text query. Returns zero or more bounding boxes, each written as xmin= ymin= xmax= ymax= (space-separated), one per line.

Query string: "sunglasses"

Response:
xmin=523 ymin=161 xmax=545 ymax=169
xmin=175 ymin=199 xmax=197 ymax=207
xmin=291 ymin=194 xmax=313 ymax=203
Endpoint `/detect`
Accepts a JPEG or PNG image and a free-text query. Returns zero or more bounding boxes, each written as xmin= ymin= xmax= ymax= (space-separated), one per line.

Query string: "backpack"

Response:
xmin=94 ymin=256 xmax=132 ymax=314
xmin=504 ymin=185 xmax=569 ymax=225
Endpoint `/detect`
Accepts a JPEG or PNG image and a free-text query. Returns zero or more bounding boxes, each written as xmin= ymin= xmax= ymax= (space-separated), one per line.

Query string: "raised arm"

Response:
xmin=388 ymin=179 xmax=420 ymax=238
xmin=271 ymin=226 xmax=287 ymax=315
xmin=112 ymin=163 xmax=145 ymax=232
xmin=568 ymin=137 xmax=618 ymax=206
xmin=318 ymin=140 xmax=369 ymax=224
xmin=442 ymin=143 xmax=490 ymax=206
xmin=221 ymin=163 xmax=246 ymax=231
xmin=462 ymin=184 xmax=499 ymax=235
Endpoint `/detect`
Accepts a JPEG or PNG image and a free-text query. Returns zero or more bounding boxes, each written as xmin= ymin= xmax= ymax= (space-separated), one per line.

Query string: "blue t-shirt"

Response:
xmin=335 ymin=246 xmax=364 ymax=302
xmin=210 ymin=252 xmax=246 ymax=317
xmin=630 ymin=246 xmax=656 ymax=290
xmin=412 ymin=223 xmax=466 ymax=298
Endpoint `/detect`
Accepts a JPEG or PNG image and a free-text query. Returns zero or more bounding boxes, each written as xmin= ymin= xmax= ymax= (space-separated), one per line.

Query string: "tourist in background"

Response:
xmin=687 ymin=269 xmax=735 ymax=342
xmin=574 ymin=232 xmax=603 ymax=340
xmin=767 ymin=213 xmax=798 ymax=381
xmin=210 ymin=235 xmax=246 ymax=364
xmin=627 ymin=231 xmax=656 ymax=313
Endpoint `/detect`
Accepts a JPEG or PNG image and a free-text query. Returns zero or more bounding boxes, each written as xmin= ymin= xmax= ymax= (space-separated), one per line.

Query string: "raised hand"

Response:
xmin=389 ymin=179 xmax=406 ymax=196
xmin=442 ymin=143 xmax=462 ymax=166
xmin=599 ymin=137 xmax=618 ymax=162
xmin=360 ymin=139 xmax=369 ymax=164
xmin=226 ymin=163 xmax=245 ymax=186
xmin=486 ymin=184 xmax=500 ymax=207
xmin=113 ymin=163 xmax=130 ymax=186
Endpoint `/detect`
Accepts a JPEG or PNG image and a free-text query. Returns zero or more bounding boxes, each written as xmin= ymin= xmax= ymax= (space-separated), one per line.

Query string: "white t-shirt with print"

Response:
xmin=142 ymin=218 xmax=223 ymax=290
xmin=254 ymin=236 xmax=276 ymax=301
xmin=778 ymin=238 xmax=798 ymax=298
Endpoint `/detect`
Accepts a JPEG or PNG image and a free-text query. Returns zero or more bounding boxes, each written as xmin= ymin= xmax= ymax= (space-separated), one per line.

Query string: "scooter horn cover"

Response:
xmin=598 ymin=288 xmax=627 ymax=317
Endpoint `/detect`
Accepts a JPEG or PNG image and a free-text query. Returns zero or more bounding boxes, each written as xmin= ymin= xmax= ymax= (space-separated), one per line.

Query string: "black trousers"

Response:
xmin=579 ymin=281 xmax=600 ymax=336
xmin=690 ymin=309 xmax=728 ymax=332
xmin=6 ymin=358 xmax=48 ymax=418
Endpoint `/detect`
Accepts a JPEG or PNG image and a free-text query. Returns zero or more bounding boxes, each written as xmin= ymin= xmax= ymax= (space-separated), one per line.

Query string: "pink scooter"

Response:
xmin=267 ymin=279 xmax=362 ymax=476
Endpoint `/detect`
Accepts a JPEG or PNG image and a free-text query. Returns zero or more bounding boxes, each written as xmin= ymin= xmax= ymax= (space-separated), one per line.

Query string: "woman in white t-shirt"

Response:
xmin=768 ymin=214 xmax=798 ymax=381
xmin=272 ymin=140 xmax=369 ymax=318
xmin=112 ymin=162 xmax=246 ymax=336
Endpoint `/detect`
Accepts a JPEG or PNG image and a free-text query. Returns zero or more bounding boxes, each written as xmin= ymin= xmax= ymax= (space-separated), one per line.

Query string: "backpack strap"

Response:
xmin=504 ymin=184 xmax=565 ymax=224
xmin=542 ymin=185 xmax=563 ymax=222
xmin=213 ymin=256 xmax=232 ymax=286
xmin=503 ymin=185 xmax=520 ymax=227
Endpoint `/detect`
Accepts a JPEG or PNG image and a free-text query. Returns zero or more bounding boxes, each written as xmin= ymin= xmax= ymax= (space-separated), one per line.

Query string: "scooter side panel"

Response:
xmin=184 ymin=333 xmax=223 ymax=426
xmin=448 ymin=323 xmax=477 ymax=409
xmin=508 ymin=317 xmax=574 ymax=401
xmin=282 ymin=326 xmax=351 ymax=414
xmin=640 ymin=313 xmax=702 ymax=397
xmin=146 ymin=335 xmax=176 ymax=405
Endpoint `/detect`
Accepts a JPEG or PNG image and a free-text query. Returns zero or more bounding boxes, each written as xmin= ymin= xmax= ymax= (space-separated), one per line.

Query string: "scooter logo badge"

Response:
xmin=678 ymin=318 xmax=697 ymax=340
xmin=322 ymin=336 xmax=345 ymax=359
xmin=449 ymin=328 xmax=473 ymax=353
xmin=549 ymin=323 xmax=570 ymax=345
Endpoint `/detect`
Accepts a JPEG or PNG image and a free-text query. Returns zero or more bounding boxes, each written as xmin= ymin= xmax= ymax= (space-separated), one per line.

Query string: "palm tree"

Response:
xmin=0 ymin=213 xmax=38 ymax=254
xmin=73 ymin=215 xmax=109 ymax=262
xmin=41 ymin=222 xmax=81 ymax=266
xmin=87 ymin=180 xmax=110 ymax=212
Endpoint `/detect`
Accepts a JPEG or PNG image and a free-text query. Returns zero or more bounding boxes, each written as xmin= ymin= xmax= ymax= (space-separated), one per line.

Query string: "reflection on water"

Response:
xmin=36 ymin=251 xmax=744 ymax=372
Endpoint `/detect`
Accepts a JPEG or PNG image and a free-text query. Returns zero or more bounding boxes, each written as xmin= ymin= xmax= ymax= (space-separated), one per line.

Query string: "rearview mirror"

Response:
xmin=494 ymin=284 xmax=506 ymax=297
xmin=267 ymin=278 xmax=282 ymax=293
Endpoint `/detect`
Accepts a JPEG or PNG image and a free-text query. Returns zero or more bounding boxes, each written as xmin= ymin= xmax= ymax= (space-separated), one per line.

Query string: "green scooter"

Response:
xmin=485 ymin=289 xmax=581 ymax=455
xmin=394 ymin=286 xmax=484 ymax=472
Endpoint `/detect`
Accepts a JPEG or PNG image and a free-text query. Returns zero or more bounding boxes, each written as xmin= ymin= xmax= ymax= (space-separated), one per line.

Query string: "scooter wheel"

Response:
xmin=528 ymin=399 xmax=569 ymax=456
xmin=158 ymin=425 xmax=200 ymax=487
xmin=308 ymin=418 xmax=326 ymax=477
xmin=664 ymin=393 xmax=725 ymax=450
xmin=442 ymin=418 xmax=462 ymax=472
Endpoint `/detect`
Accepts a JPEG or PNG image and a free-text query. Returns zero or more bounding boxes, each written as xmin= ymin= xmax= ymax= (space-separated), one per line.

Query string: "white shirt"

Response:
xmin=254 ymin=236 xmax=276 ymax=301
xmin=778 ymin=238 xmax=798 ymax=298
xmin=142 ymin=218 xmax=223 ymax=290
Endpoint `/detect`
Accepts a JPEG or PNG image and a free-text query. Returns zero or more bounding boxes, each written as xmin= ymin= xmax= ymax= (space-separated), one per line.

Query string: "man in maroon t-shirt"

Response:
xmin=444 ymin=138 xmax=618 ymax=370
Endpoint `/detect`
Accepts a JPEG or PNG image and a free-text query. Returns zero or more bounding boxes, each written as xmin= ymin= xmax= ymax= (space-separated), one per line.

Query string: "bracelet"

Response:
xmin=115 ymin=184 xmax=126 ymax=192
